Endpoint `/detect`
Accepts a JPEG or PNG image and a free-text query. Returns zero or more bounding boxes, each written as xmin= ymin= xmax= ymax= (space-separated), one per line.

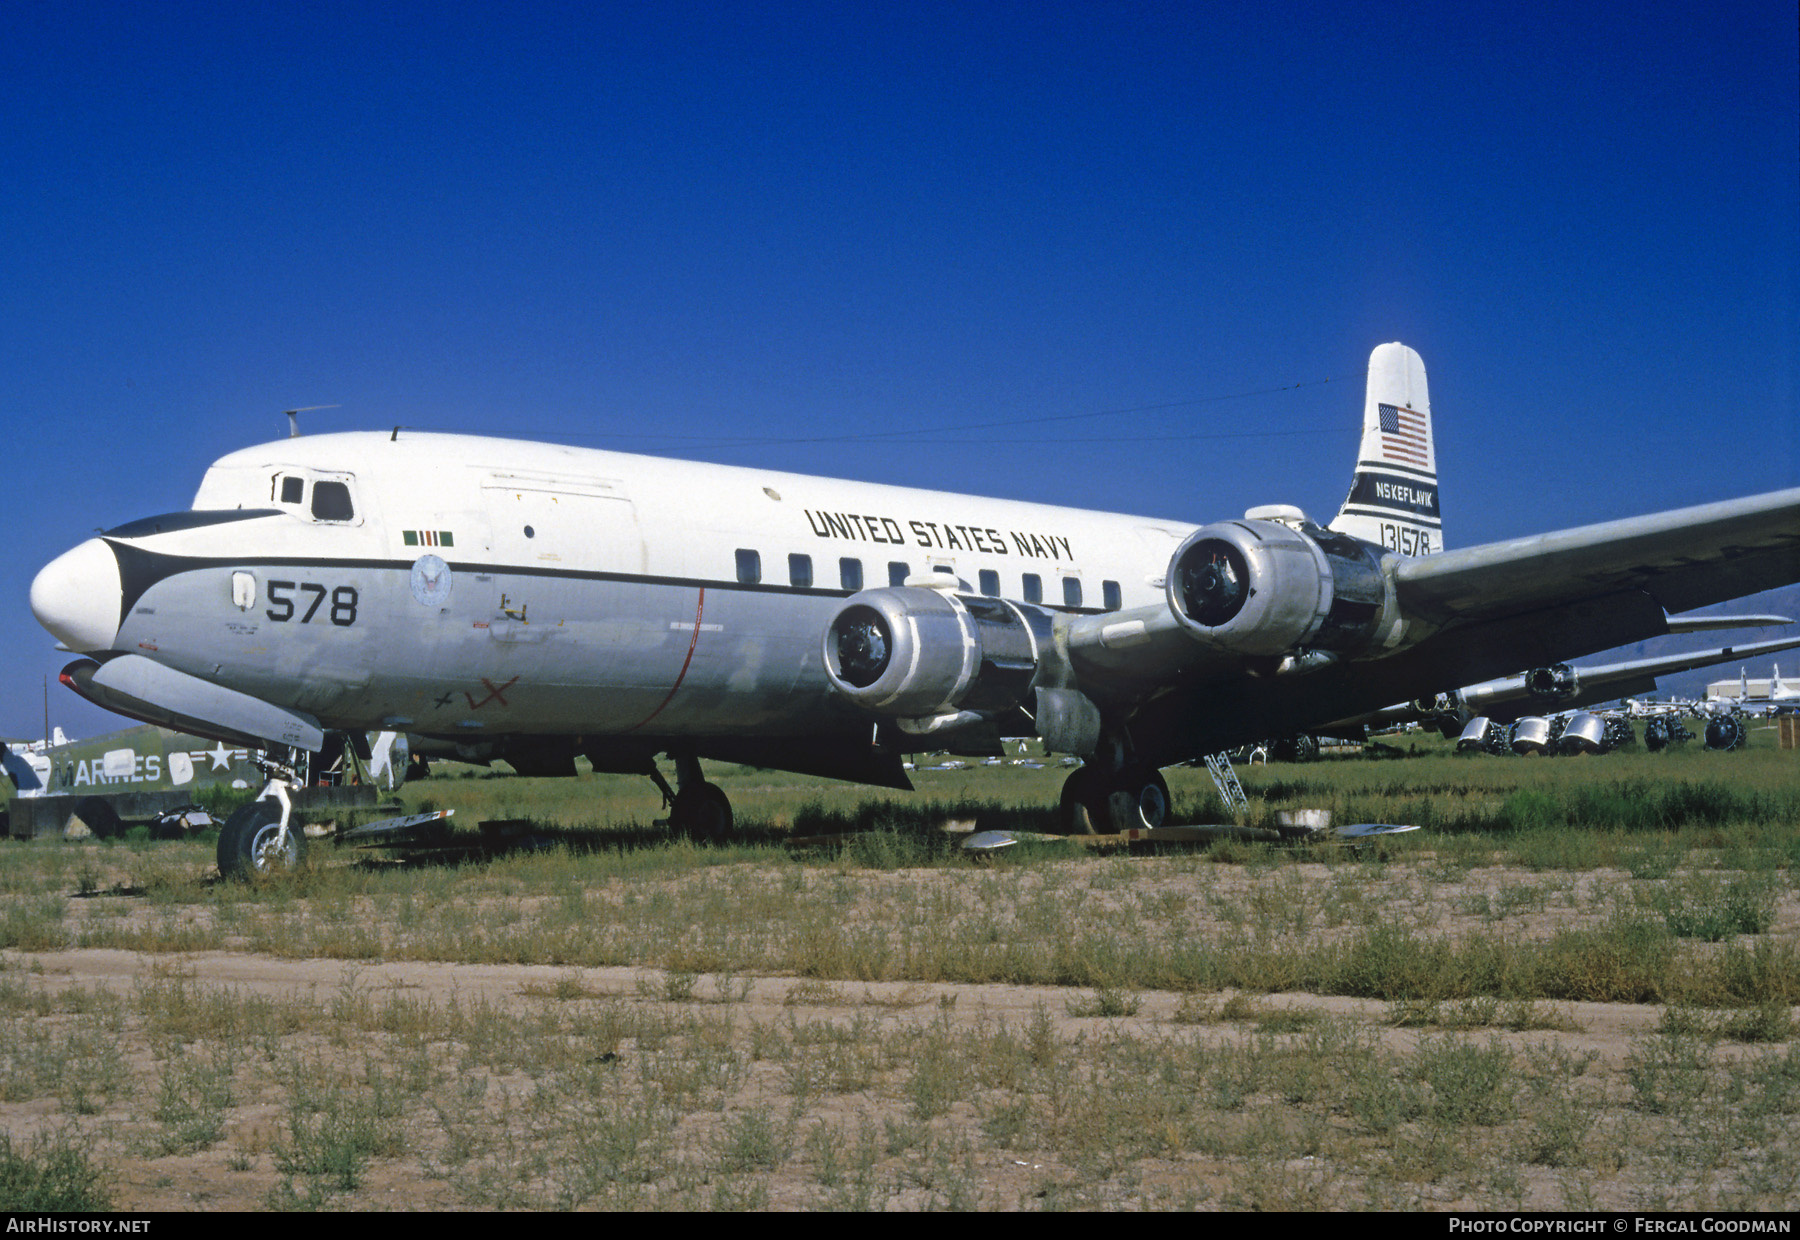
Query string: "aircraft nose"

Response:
xmin=31 ymin=538 xmax=123 ymax=652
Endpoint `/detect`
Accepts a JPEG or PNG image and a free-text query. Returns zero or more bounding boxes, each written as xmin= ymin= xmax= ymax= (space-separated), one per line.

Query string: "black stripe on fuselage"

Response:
xmin=103 ymin=509 xmax=283 ymax=539
xmin=103 ymin=542 xmax=1112 ymax=620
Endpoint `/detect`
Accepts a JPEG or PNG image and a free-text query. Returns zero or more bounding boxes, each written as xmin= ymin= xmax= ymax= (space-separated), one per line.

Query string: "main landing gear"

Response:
xmin=650 ymin=750 xmax=734 ymax=841
xmin=1058 ymin=731 xmax=1171 ymax=834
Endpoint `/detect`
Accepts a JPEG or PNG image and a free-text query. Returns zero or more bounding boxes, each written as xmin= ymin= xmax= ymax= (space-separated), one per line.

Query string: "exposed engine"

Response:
xmin=821 ymin=586 xmax=1048 ymax=723
xmin=1166 ymin=518 xmax=1394 ymax=662
xmin=1524 ymin=663 xmax=1579 ymax=703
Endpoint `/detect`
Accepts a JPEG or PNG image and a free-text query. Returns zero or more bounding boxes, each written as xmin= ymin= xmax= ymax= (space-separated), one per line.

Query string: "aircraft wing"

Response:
xmin=1395 ymin=489 xmax=1800 ymax=631
xmin=1335 ymin=632 xmax=1800 ymax=730
xmin=1101 ymin=488 xmax=1800 ymax=763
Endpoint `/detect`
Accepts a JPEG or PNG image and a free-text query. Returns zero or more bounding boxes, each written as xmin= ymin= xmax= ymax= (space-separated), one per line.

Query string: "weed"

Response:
xmin=1065 ymin=986 xmax=1142 ymax=1018
xmin=0 ymin=1131 xmax=111 ymax=1210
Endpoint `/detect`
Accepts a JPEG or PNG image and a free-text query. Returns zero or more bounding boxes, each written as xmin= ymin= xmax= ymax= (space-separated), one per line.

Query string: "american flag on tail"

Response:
xmin=1378 ymin=404 xmax=1428 ymax=466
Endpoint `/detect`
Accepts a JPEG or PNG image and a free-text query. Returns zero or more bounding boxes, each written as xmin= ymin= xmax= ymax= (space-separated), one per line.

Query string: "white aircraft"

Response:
xmin=1339 ymin=630 xmax=1800 ymax=733
xmin=1768 ymin=664 xmax=1799 ymax=707
xmin=30 ymin=344 xmax=1800 ymax=876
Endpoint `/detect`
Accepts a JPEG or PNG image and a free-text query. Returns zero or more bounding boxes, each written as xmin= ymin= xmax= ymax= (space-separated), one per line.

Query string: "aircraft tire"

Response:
xmin=1101 ymin=764 xmax=1170 ymax=833
xmin=671 ymin=781 xmax=733 ymax=842
xmin=1058 ymin=766 xmax=1108 ymax=834
xmin=217 ymin=798 xmax=308 ymax=881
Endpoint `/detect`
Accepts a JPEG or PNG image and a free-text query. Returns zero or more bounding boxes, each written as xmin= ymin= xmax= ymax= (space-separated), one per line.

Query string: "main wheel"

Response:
xmin=1058 ymin=766 xmax=1107 ymax=834
xmin=1100 ymin=763 xmax=1170 ymax=832
xmin=670 ymin=781 xmax=733 ymax=841
xmin=217 ymin=798 xmax=308 ymax=880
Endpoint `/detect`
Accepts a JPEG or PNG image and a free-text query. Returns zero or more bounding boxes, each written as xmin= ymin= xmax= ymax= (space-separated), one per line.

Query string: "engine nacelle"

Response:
xmin=822 ymin=587 xmax=1045 ymax=719
xmin=1166 ymin=519 xmax=1393 ymax=659
xmin=1524 ymin=663 xmax=1578 ymax=703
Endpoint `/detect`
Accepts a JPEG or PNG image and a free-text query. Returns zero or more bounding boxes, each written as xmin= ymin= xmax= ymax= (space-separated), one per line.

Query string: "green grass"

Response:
xmin=0 ymin=731 xmax=1796 ymax=1209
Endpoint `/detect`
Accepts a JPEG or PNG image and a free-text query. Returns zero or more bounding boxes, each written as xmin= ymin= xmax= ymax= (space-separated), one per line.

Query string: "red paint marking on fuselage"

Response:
xmin=626 ymin=588 xmax=706 ymax=733
xmin=464 ymin=675 xmax=520 ymax=710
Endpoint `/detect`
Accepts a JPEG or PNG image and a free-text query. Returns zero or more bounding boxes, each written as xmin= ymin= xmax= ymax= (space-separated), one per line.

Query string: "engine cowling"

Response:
xmin=822 ymin=587 xmax=1044 ymax=719
xmin=1166 ymin=519 xmax=1394 ymax=659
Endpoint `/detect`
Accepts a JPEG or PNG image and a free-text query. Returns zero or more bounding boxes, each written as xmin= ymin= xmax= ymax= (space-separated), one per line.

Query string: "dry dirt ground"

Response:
xmin=5 ymin=949 xmax=1668 ymax=1211
xmin=3 ymin=854 xmax=1797 ymax=1211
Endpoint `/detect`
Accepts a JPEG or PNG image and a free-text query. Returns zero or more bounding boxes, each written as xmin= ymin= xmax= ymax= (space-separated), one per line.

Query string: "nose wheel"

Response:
xmin=653 ymin=750 xmax=735 ymax=841
xmin=669 ymin=781 xmax=734 ymax=841
xmin=216 ymin=797 xmax=308 ymax=880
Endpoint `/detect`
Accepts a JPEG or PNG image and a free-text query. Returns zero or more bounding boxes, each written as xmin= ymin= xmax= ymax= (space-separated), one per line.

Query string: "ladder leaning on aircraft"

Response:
xmin=29 ymin=343 xmax=1800 ymax=877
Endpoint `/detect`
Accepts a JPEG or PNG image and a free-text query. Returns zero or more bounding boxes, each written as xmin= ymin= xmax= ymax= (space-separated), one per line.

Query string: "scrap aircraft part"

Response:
xmin=1558 ymin=712 xmax=1608 ymax=754
xmin=1703 ymin=715 xmax=1747 ymax=752
xmin=60 ymin=655 xmax=324 ymax=752
xmin=822 ymin=586 xmax=1045 ymax=720
xmin=1509 ymin=716 xmax=1552 ymax=754
xmin=1455 ymin=715 xmax=1505 ymax=753
xmin=1602 ymin=715 xmax=1636 ymax=751
xmin=1166 ymin=519 xmax=1393 ymax=661
xmin=1271 ymin=734 xmax=1321 ymax=762
xmin=1643 ymin=716 xmax=1687 ymax=751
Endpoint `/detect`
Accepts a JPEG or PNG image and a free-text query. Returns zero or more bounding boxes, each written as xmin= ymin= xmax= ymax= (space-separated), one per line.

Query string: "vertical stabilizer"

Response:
xmin=1328 ymin=342 xmax=1443 ymax=555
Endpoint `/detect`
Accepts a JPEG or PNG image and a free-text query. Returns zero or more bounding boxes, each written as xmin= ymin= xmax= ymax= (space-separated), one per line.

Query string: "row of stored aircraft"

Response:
xmin=29 ymin=344 xmax=1800 ymax=875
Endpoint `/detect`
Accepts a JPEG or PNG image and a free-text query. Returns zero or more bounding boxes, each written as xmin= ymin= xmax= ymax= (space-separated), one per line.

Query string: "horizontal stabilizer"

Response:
xmin=61 ymin=655 xmax=324 ymax=751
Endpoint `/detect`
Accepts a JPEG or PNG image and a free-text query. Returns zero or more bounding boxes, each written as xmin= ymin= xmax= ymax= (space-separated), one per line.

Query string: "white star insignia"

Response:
xmin=207 ymin=743 xmax=233 ymax=771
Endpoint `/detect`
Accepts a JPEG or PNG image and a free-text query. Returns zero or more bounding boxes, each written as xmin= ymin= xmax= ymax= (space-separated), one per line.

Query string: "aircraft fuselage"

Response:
xmin=41 ymin=432 xmax=1194 ymax=742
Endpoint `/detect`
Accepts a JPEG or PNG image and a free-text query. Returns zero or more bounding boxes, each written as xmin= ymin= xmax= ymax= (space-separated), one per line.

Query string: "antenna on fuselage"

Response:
xmin=283 ymin=405 xmax=341 ymax=438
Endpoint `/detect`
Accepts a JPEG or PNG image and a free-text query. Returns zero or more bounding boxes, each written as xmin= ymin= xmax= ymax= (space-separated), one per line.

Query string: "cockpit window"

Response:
xmin=279 ymin=476 xmax=304 ymax=504
xmin=311 ymin=481 xmax=354 ymax=521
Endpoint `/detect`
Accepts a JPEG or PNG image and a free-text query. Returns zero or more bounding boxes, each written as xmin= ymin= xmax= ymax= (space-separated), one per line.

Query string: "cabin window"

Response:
xmin=839 ymin=558 xmax=863 ymax=591
xmin=1103 ymin=580 xmax=1122 ymax=611
xmin=735 ymin=549 xmax=761 ymax=585
xmin=311 ymin=481 xmax=354 ymax=522
xmin=279 ymin=476 xmax=304 ymax=505
xmin=1022 ymin=574 xmax=1042 ymax=604
xmin=887 ymin=561 xmax=910 ymax=587
xmin=1063 ymin=577 xmax=1083 ymax=607
xmin=979 ymin=569 xmax=1000 ymax=596
xmin=788 ymin=554 xmax=813 ymax=588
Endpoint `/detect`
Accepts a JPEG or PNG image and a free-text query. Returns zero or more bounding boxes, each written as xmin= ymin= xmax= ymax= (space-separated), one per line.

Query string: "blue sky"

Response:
xmin=3 ymin=1 xmax=1796 ymax=740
